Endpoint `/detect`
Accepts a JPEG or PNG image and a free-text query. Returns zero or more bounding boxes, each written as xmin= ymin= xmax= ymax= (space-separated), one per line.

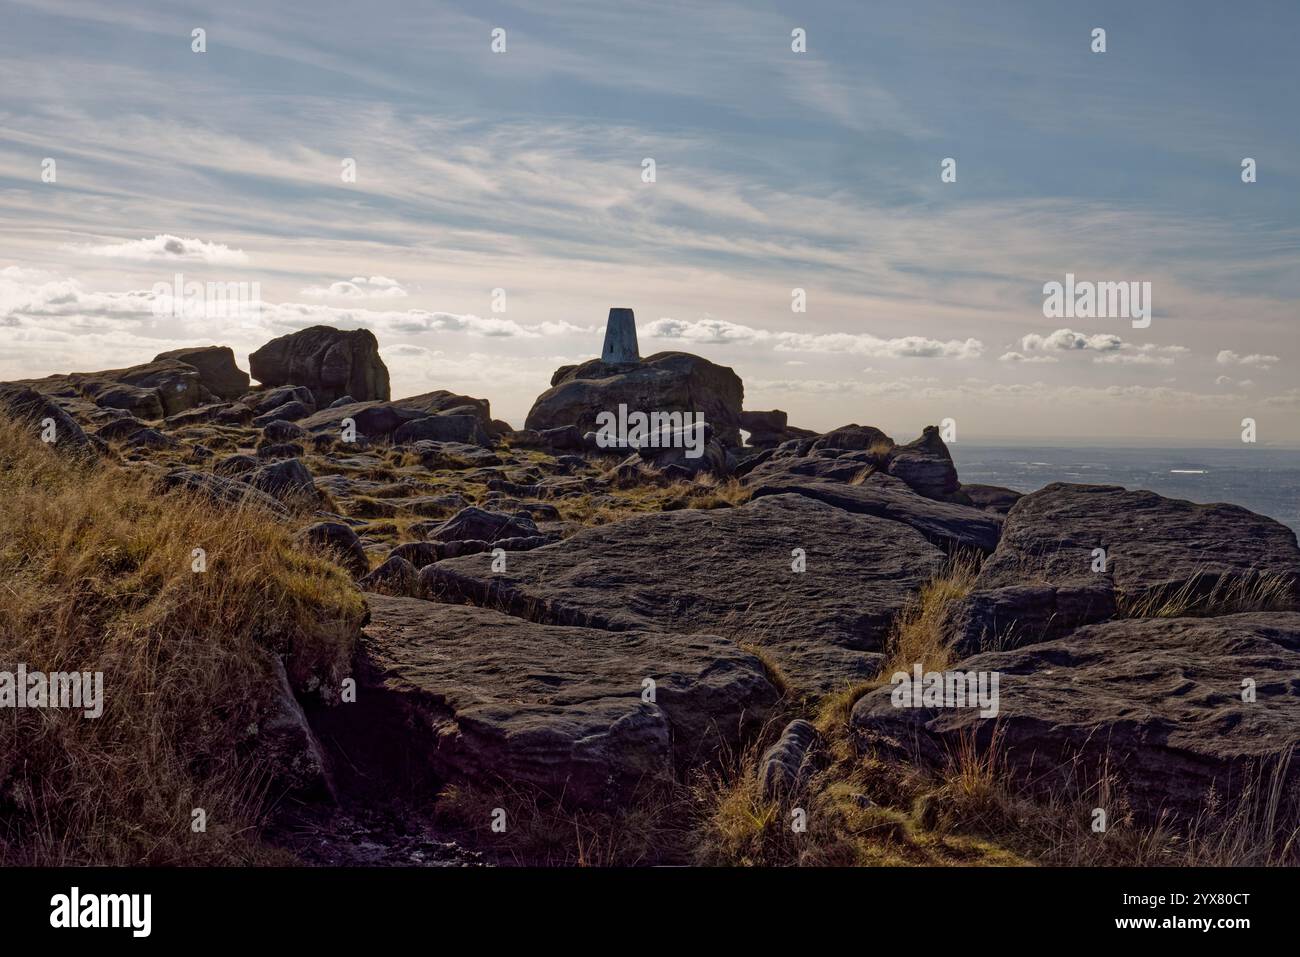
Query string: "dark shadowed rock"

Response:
xmin=526 ymin=351 xmax=745 ymax=446
xmin=262 ymin=419 xmax=308 ymax=442
xmin=213 ymin=453 xmax=259 ymax=476
xmin=961 ymin=484 xmax=1024 ymax=515
xmin=392 ymin=414 xmax=491 ymax=447
xmin=248 ymin=385 xmax=317 ymax=417
xmin=156 ymin=468 xmax=289 ymax=516
xmin=165 ymin=402 xmax=253 ymax=428
xmin=73 ymin=359 xmax=209 ymax=418
xmin=422 ymin=494 xmax=945 ymax=693
xmin=253 ymin=401 xmax=314 ymax=426
xmin=249 ymin=325 xmax=390 ymax=406
xmin=758 ymin=719 xmax=820 ymax=800
xmin=0 ymin=384 xmax=96 ymax=458
xmin=246 ymin=457 xmax=317 ymax=503
xmin=947 ymin=483 xmax=1300 ymax=653
xmin=253 ymin=654 xmax=333 ymax=798
xmin=94 ymin=416 xmax=151 ymax=443
xmin=297 ymin=391 xmax=493 ymax=442
xmin=885 ymin=426 xmax=960 ymax=500
xmin=748 ymin=471 xmax=1002 ymax=554
xmin=852 ymin=613 xmax=1300 ymax=822
xmin=360 ymin=594 xmax=781 ymax=806
xmin=805 ymin=424 xmax=894 ymax=457
xmin=298 ymin=521 xmax=369 ymax=577
xmin=426 ymin=506 xmax=541 ymax=543
xmin=358 ymin=554 xmax=419 ymax=596
xmin=153 ymin=346 xmax=250 ymax=400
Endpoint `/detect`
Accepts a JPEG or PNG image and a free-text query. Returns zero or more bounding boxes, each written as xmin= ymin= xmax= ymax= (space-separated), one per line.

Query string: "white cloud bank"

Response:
xmin=644 ymin=316 xmax=983 ymax=359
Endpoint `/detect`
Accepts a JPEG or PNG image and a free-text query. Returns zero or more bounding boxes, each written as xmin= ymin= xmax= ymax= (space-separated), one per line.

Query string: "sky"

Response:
xmin=0 ymin=0 xmax=1297 ymax=444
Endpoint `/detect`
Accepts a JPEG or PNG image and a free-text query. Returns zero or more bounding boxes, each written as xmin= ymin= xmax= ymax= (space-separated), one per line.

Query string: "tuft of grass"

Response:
xmin=1118 ymin=568 xmax=1296 ymax=619
xmin=877 ymin=551 xmax=980 ymax=680
xmin=0 ymin=421 xmax=366 ymax=865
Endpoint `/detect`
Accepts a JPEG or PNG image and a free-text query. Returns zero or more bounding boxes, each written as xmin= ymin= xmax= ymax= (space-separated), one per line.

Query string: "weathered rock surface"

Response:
xmin=0 ymin=384 xmax=97 ymax=458
xmin=852 ymin=613 xmax=1300 ymax=821
xmin=297 ymin=391 xmax=493 ymax=443
xmin=961 ymin=484 xmax=1024 ymax=515
xmin=249 ymin=325 xmax=390 ymax=406
xmin=392 ymin=414 xmax=490 ymax=447
xmin=740 ymin=410 xmax=817 ymax=449
xmin=947 ymin=483 xmax=1300 ymax=652
xmin=422 ymin=494 xmax=945 ymax=692
xmin=884 ymin=425 xmax=960 ymax=501
xmin=156 ymin=467 xmax=289 ymax=516
xmin=426 ymin=506 xmax=541 ymax=543
xmin=153 ymin=346 xmax=250 ymax=400
xmin=298 ymin=521 xmax=369 ymax=577
xmin=526 ymin=351 xmax=745 ymax=447
xmin=359 ymin=594 xmax=781 ymax=805
xmin=72 ymin=359 xmax=209 ymax=418
xmin=246 ymin=457 xmax=317 ymax=504
xmin=748 ymin=470 xmax=1002 ymax=554
xmin=758 ymin=719 xmax=820 ymax=800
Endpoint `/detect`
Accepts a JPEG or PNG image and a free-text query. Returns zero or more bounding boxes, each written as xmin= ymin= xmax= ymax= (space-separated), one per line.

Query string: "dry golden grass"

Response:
xmin=876 ymin=550 xmax=980 ymax=679
xmin=1118 ymin=568 xmax=1296 ymax=619
xmin=689 ymin=557 xmax=1300 ymax=867
xmin=0 ymin=421 xmax=365 ymax=865
xmin=434 ymin=779 xmax=692 ymax=867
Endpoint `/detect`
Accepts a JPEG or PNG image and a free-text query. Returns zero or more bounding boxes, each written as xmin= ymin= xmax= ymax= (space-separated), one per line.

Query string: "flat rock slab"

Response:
xmin=748 ymin=471 xmax=1002 ymax=554
xmin=361 ymin=594 xmax=781 ymax=806
xmin=422 ymin=493 xmax=944 ymax=693
xmin=852 ymin=613 xmax=1300 ymax=821
xmin=948 ymin=483 xmax=1300 ymax=651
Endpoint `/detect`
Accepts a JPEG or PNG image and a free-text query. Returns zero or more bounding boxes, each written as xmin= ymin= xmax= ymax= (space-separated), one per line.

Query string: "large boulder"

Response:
xmin=852 ymin=613 xmax=1300 ymax=822
xmin=947 ymin=483 xmax=1300 ymax=653
xmin=297 ymin=391 xmax=493 ymax=444
xmin=249 ymin=326 xmax=390 ymax=407
xmin=422 ymin=493 xmax=945 ymax=693
xmin=155 ymin=468 xmax=289 ymax=516
xmin=525 ymin=351 xmax=745 ymax=447
xmin=426 ymin=506 xmax=541 ymax=543
xmin=68 ymin=359 xmax=209 ymax=418
xmin=739 ymin=410 xmax=817 ymax=449
xmin=359 ymin=594 xmax=781 ymax=806
xmin=0 ymin=384 xmax=97 ymax=458
xmin=885 ymin=425 xmax=960 ymax=501
xmin=153 ymin=346 xmax=250 ymax=400
xmin=392 ymin=415 xmax=490 ymax=447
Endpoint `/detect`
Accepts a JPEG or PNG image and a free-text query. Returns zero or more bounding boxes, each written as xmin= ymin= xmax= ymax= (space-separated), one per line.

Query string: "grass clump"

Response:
xmin=0 ymin=421 xmax=366 ymax=865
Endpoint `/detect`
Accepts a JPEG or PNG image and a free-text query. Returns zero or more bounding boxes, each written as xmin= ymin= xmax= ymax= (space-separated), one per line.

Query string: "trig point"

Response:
xmin=601 ymin=307 xmax=640 ymax=364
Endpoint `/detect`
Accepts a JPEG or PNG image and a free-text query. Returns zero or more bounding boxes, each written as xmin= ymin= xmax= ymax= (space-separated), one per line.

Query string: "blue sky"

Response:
xmin=1 ymin=0 xmax=1297 ymax=442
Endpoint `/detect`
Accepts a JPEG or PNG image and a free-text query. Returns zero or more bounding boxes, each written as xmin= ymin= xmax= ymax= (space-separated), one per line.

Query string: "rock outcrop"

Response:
xmin=359 ymin=594 xmax=782 ymax=806
xmin=422 ymin=493 xmax=945 ymax=692
xmin=296 ymin=391 xmax=494 ymax=445
xmin=249 ymin=326 xmax=390 ymax=407
xmin=526 ymin=351 xmax=745 ymax=447
xmin=946 ymin=483 xmax=1300 ymax=653
xmin=0 ymin=384 xmax=98 ymax=458
xmin=852 ymin=613 xmax=1300 ymax=822
xmin=153 ymin=346 xmax=250 ymax=400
